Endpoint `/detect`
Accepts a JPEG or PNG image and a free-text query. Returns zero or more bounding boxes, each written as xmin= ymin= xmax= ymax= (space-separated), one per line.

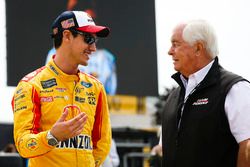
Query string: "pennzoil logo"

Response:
xmin=56 ymin=135 xmax=92 ymax=150
xmin=26 ymin=138 xmax=39 ymax=151
xmin=80 ymin=81 xmax=92 ymax=88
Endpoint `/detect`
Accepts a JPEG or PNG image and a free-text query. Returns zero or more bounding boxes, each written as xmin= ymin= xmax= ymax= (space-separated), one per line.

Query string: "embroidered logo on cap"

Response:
xmin=61 ymin=18 xmax=75 ymax=29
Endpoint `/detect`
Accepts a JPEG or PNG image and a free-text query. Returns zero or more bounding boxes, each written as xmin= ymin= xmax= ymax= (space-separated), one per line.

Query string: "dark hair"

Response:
xmin=53 ymin=29 xmax=78 ymax=49
xmin=3 ymin=143 xmax=17 ymax=153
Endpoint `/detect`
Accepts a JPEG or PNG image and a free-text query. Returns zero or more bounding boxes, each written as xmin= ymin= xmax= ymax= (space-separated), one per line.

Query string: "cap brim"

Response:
xmin=77 ymin=25 xmax=110 ymax=37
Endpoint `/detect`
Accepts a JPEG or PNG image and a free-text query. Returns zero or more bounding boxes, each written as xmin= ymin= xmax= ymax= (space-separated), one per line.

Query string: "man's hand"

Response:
xmin=50 ymin=110 xmax=88 ymax=141
xmin=237 ymin=139 xmax=250 ymax=167
xmin=151 ymin=144 xmax=163 ymax=157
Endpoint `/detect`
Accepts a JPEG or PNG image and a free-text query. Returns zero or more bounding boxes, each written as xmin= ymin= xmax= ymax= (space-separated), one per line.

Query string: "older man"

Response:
xmin=162 ymin=20 xmax=250 ymax=167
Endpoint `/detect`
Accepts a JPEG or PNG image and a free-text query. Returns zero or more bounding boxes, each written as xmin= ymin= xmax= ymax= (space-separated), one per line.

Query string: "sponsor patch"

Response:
xmin=41 ymin=78 xmax=57 ymax=89
xmin=75 ymin=86 xmax=84 ymax=94
xmin=85 ymin=92 xmax=95 ymax=97
xmin=14 ymin=94 xmax=25 ymax=102
xmin=26 ymin=138 xmax=39 ymax=151
xmin=56 ymin=88 xmax=67 ymax=92
xmin=56 ymin=135 xmax=92 ymax=150
xmin=49 ymin=65 xmax=59 ymax=75
xmin=192 ymin=98 xmax=209 ymax=105
xmin=14 ymin=100 xmax=26 ymax=107
xmin=75 ymin=96 xmax=85 ymax=103
xmin=80 ymin=81 xmax=92 ymax=88
xmin=54 ymin=96 xmax=69 ymax=100
xmin=40 ymin=96 xmax=54 ymax=102
xmin=16 ymin=88 xmax=23 ymax=95
xmin=88 ymin=97 xmax=96 ymax=105
xmin=40 ymin=89 xmax=53 ymax=93
xmin=14 ymin=106 xmax=27 ymax=112
xmin=87 ymin=19 xmax=94 ymax=23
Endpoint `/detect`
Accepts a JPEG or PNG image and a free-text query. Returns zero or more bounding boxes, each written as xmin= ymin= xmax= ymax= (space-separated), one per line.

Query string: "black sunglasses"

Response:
xmin=71 ymin=29 xmax=98 ymax=45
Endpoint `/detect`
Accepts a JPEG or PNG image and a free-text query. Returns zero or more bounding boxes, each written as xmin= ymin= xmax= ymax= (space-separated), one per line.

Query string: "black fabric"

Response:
xmin=0 ymin=154 xmax=23 ymax=167
xmin=162 ymin=57 xmax=249 ymax=167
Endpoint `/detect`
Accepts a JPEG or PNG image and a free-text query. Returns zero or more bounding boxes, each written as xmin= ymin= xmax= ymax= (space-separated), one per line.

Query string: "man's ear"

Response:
xmin=195 ymin=41 xmax=205 ymax=56
xmin=62 ymin=30 xmax=71 ymax=42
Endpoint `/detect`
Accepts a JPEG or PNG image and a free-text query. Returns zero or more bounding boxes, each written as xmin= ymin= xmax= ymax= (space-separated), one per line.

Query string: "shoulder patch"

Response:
xmin=22 ymin=66 xmax=46 ymax=82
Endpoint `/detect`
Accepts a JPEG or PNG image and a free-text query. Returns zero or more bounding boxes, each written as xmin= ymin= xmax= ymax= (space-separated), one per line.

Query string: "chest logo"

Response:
xmin=40 ymin=96 xmax=54 ymax=102
xmin=63 ymin=105 xmax=81 ymax=121
xmin=41 ymin=78 xmax=57 ymax=89
xmin=192 ymin=98 xmax=209 ymax=106
xmin=80 ymin=81 xmax=92 ymax=88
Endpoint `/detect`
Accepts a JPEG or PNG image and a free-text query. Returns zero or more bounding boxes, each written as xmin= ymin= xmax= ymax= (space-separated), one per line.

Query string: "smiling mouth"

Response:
xmin=83 ymin=51 xmax=90 ymax=56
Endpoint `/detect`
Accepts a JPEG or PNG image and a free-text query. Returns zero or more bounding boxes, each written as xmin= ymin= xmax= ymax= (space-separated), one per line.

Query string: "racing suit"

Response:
xmin=12 ymin=59 xmax=112 ymax=167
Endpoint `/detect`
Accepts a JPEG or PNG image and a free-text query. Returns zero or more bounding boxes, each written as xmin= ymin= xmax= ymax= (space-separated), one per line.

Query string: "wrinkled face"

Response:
xmin=69 ymin=31 xmax=97 ymax=66
xmin=168 ymin=25 xmax=197 ymax=77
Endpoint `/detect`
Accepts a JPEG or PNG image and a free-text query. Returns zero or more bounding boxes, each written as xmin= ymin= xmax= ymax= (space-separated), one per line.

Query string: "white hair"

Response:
xmin=182 ymin=20 xmax=219 ymax=58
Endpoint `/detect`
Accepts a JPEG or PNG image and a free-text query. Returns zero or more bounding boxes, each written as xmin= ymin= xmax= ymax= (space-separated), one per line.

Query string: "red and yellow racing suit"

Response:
xmin=12 ymin=59 xmax=111 ymax=167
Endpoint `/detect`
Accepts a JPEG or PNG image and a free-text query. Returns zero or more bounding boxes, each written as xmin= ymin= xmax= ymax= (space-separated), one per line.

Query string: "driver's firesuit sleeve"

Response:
xmin=92 ymin=84 xmax=112 ymax=166
xmin=12 ymin=80 xmax=55 ymax=158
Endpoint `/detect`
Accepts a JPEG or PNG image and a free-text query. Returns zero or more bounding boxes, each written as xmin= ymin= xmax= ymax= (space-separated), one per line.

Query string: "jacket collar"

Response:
xmin=172 ymin=57 xmax=221 ymax=91
xmin=46 ymin=59 xmax=80 ymax=82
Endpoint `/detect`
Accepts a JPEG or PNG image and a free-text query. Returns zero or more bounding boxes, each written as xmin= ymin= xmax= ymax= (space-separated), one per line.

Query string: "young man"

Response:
xmin=12 ymin=11 xmax=111 ymax=167
xmin=162 ymin=20 xmax=250 ymax=167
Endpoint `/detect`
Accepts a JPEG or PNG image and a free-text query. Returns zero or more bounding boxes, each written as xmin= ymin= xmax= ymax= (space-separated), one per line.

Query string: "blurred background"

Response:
xmin=1 ymin=0 xmax=250 ymax=166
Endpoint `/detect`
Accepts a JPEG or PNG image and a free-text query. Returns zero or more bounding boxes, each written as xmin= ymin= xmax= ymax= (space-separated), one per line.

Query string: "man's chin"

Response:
xmin=80 ymin=62 xmax=88 ymax=66
xmin=174 ymin=66 xmax=179 ymax=71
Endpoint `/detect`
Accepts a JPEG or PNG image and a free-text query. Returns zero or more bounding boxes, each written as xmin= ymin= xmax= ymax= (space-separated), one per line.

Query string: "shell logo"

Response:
xmin=63 ymin=105 xmax=81 ymax=121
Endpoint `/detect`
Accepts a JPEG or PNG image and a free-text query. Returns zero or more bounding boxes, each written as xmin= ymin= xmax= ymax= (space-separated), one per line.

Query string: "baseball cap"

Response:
xmin=51 ymin=11 xmax=110 ymax=38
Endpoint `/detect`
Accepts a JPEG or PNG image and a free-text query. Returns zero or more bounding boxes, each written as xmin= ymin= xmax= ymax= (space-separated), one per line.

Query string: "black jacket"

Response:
xmin=162 ymin=57 xmax=247 ymax=167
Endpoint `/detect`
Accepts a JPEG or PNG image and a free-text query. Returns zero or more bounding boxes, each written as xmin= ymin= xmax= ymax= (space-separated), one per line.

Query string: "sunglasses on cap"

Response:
xmin=71 ymin=29 xmax=98 ymax=45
